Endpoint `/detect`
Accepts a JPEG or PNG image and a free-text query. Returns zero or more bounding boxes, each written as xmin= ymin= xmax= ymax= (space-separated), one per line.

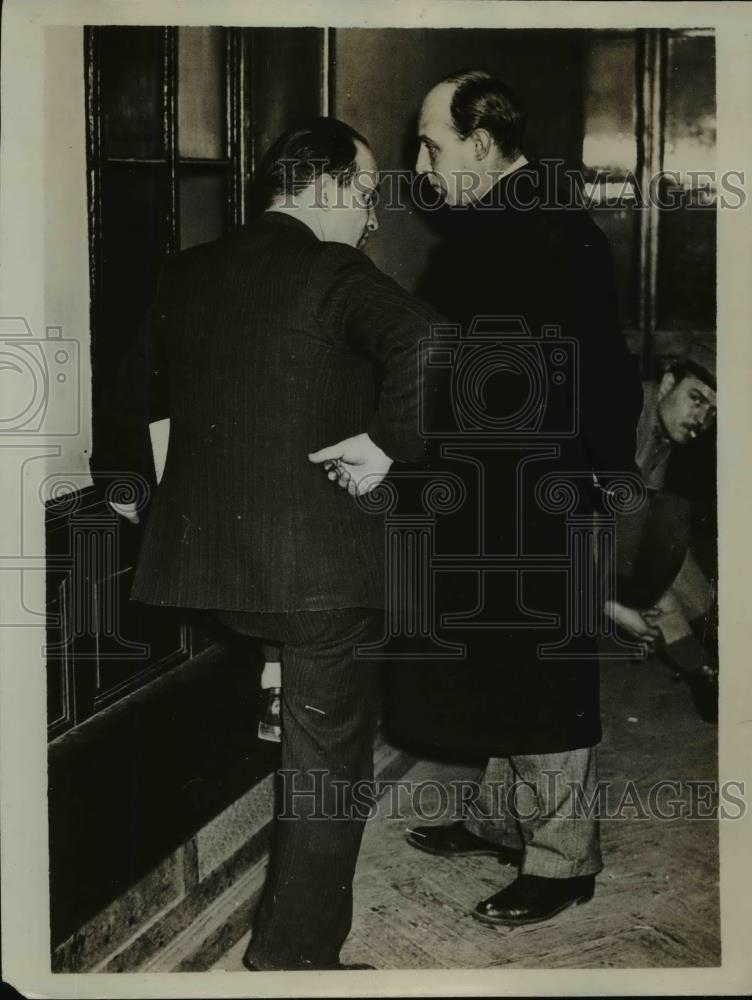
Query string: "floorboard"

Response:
xmin=211 ymin=653 xmax=719 ymax=970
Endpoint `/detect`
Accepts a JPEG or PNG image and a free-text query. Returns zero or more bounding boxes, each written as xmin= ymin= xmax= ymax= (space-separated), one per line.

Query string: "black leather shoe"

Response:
xmin=243 ymin=956 xmax=374 ymax=971
xmin=473 ymin=873 xmax=595 ymax=926
xmin=406 ymin=821 xmax=522 ymax=867
xmin=684 ymin=665 xmax=718 ymax=724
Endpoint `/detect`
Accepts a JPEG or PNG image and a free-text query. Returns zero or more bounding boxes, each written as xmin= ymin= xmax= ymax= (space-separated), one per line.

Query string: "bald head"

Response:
xmin=419 ymin=80 xmax=456 ymax=129
xmin=416 ymin=71 xmax=526 ymax=206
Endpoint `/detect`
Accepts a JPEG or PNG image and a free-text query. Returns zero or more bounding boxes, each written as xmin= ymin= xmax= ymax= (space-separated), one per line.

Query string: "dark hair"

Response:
xmin=257 ymin=117 xmax=369 ymax=204
xmin=440 ymin=70 xmax=526 ymax=159
xmin=665 ymin=360 xmax=716 ymax=392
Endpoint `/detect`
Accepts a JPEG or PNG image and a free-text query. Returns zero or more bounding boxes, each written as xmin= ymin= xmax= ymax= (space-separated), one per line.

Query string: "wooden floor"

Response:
xmin=213 ymin=654 xmax=720 ymax=970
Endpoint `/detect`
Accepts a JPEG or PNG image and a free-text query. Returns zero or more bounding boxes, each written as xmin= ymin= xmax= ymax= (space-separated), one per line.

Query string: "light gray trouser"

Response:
xmin=463 ymin=748 xmax=603 ymax=878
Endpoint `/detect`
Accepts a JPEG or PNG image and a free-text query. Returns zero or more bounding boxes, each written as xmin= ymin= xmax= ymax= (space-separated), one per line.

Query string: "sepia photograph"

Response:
xmin=0 ymin=1 xmax=750 ymax=996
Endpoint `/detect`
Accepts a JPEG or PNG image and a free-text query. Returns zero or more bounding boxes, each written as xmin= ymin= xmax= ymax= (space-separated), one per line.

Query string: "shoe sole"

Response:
xmin=406 ymin=837 xmax=503 ymax=859
xmin=258 ymin=726 xmax=281 ymax=743
xmin=472 ymin=892 xmax=594 ymax=927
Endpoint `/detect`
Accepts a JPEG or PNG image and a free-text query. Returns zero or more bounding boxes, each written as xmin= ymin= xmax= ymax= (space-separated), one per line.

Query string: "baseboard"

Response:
xmin=52 ymin=730 xmax=418 ymax=972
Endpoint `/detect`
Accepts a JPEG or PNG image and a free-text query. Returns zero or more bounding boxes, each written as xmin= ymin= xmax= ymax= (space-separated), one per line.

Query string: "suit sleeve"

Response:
xmin=89 ymin=275 xmax=169 ymax=492
xmin=313 ymin=246 xmax=445 ymax=463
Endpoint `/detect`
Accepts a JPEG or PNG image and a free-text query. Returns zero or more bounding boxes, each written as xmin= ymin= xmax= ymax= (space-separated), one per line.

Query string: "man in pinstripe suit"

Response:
xmin=106 ymin=118 xmax=440 ymax=970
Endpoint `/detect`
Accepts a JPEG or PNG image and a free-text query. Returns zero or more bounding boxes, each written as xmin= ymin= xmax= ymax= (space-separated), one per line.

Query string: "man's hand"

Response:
xmin=604 ymin=599 xmax=662 ymax=654
xmin=308 ymin=432 xmax=393 ymax=497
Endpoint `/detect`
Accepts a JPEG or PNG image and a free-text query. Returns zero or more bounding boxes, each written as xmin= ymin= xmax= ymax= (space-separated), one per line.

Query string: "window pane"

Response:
xmin=98 ymin=163 xmax=169 ymax=381
xmin=179 ymin=169 xmax=226 ymax=249
xmin=663 ymin=33 xmax=716 ymax=186
xmin=656 ymin=33 xmax=716 ymax=332
xmin=178 ymin=27 xmax=225 ymax=160
xmin=100 ymin=27 xmax=165 ymax=159
xmin=581 ymin=34 xmax=637 ymax=174
xmin=656 ymin=207 xmax=716 ymax=332
xmin=251 ymin=28 xmax=324 ymax=165
xmin=95 ymin=164 xmax=170 ymax=519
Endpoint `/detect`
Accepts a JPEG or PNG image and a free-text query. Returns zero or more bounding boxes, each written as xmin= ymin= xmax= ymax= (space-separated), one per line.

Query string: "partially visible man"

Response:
xmin=605 ymin=338 xmax=718 ymax=721
xmin=95 ymin=117 xmax=441 ymax=970
xmin=394 ymin=71 xmax=642 ymax=927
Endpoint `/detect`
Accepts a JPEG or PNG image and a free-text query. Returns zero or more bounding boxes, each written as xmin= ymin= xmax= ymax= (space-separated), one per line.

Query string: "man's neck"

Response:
xmin=655 ymin=411 xmax=673 ymax=445
xmin=265 ymin=203 xmax=324 ymax=241
xmin=471 ymin=153 xmax=529 ymax=203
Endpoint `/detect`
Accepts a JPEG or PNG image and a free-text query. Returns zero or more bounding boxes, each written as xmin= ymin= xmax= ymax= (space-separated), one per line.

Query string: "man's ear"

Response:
xmin=471 ymin=128 xmax=493 ymax=161
xmin=316 ymin=174 xmax=337 ymax=208
xmin=312 ymin=172 xmax=334 ymax=209
xmin=658 ymin=370 xmax=677 ymax=400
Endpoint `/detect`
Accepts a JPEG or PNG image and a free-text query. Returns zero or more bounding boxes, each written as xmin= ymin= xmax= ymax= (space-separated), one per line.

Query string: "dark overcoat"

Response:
xmin=384 ymin=161 xmax=643 ymax=757
xmin=94 ymin=212 xmax=440 ymax=613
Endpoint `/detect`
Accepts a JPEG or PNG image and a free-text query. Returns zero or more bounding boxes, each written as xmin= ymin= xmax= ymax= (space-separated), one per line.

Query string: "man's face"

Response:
xmin=321 ymin=140 xmax=379 ymax=249
xmin=657 ymin=372 xmax=717 ymax=445
xmin=416 ymin=83 xmax=481 ymax=206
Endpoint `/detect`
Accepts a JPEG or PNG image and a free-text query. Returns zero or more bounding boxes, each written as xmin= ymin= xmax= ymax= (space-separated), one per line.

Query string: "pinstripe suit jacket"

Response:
xmin=103 ymin=212 xmax=440 ymax=613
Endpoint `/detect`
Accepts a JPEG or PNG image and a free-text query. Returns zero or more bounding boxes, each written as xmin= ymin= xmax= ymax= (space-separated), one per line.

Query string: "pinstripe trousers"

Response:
xmin=464 ymin=750 xmax=603 ymax=878
xmin=216 ymin=608 xmax=382 ymax=970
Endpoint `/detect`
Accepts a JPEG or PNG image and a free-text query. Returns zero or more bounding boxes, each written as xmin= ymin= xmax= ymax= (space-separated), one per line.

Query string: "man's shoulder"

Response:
xmin=640 ymin=379 xmax=659 ymax=415
xmin=161 ymin=216 xmax=324 ymax=284
xmin=507 ymin=161 xmax=611 ymax=248
xmin=311 ymin=238 xmax=374 ymax=270
xmin=636 ymin=380 xmax=660 ymax=446
xmin=160 ymin=228 xmax=251 ymax=281
xmin=307 ymin=240 xmax=378 ymax=297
